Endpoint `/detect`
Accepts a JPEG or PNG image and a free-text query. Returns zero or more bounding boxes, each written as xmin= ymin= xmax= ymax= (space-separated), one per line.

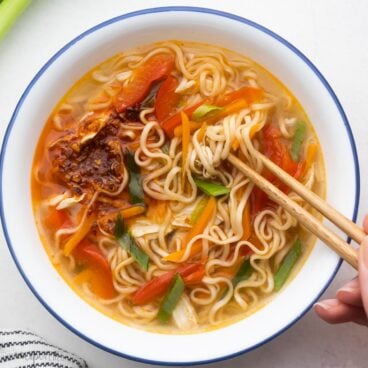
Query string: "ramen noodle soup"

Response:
xmin=32 ymin=41 xmax=324 ymax=333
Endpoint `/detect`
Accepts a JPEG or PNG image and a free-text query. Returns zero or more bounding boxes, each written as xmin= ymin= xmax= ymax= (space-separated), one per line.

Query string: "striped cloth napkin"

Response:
xmin=0 ymin=330 xmax=88 ymax=368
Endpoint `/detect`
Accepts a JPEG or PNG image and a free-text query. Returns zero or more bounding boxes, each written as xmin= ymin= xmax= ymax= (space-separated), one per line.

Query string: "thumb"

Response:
xmin=358 ymin=237 xmax=368 ymax=315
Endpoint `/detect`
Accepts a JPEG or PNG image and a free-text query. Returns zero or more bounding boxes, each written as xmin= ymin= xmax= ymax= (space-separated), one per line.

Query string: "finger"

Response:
xmin=336 ymin=278 xmax=363 ymax=307
xmin=358 ymin=237 xmax=368 ymax=315
xmin=314 ymin=298 xmax=368 ymax=325
xmin=363 ymin=215 xmax=368 ymax=233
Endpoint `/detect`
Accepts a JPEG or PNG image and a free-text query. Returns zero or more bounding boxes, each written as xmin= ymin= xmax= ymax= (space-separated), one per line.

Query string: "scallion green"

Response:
xmin=221 ymin=259 xmax=253 ymax=299
xmin=125 ymin=151 xmax=145 ymax=205
xmin=158 ymin=274 xmax=185 ymax=323
xmin=232 ymin=259 xmax=253 ymax=286
xmin=274 ymin=239 xmax=302 ymax=291
xmin=192 ymin=104 xmax=223 ymax=121
xmin=194 ymin=177 xmax=230 ymax=197
xmin=114 ymin=214 xmax=149 ymax=271
xmin=291 ymin=121 xmax=307 ymax=161
xmin=190 ymin=196 xmax=209 ymax=224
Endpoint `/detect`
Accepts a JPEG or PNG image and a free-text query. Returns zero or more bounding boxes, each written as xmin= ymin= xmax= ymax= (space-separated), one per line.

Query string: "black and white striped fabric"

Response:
xmin=0 ymin=330 xmax=88 ymax=368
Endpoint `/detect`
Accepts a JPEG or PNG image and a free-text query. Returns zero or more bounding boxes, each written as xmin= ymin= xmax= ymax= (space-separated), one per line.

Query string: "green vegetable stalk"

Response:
xmin=274 ymin=239 xmax=302 ymax=291
xmin=232 ymin=259 xmax=253 ymax=287
xmin=194 ymin=177 xmax=231 ymax=197
xmin=192 ymin=104 xmax=223 ymax=121
xmin=0 ymin=0 xmax=31 ymax=41
xmin=221 ymin=258 xmax=252 ymax=299
xmin=114 ymin=214 xmax=150 ymax=271
xmin=291 ymin=121 xmax=307 ymax=161
xmin=190 ymin=196 xmax=209 ymax=224
xmin=158 ymin=274 xmax=185 ymax=323
xmin=125 ymin=151 xmax=145 ymax=205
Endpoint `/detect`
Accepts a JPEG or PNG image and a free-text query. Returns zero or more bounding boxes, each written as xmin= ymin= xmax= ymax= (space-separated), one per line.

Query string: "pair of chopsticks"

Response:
xmin=228 ymin=153 xmax=364 ymax=270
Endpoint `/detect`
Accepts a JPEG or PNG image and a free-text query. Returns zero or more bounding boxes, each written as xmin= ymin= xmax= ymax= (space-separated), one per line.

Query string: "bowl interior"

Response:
xmin=0 ymin=8 xmax=359 ymax=365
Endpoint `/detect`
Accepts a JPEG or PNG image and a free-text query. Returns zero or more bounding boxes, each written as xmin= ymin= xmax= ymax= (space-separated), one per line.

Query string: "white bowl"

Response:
xmin=0 ymin=6 xmax=360 ymax=365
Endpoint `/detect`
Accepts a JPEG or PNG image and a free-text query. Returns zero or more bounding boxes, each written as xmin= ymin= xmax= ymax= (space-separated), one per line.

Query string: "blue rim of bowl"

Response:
xmin=0 ymin=6 xmax=360 ymax=366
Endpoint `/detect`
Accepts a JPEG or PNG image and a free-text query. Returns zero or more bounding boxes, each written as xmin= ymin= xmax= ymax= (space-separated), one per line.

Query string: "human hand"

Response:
xmin=314 ymin=216 xmax=368 ymax=326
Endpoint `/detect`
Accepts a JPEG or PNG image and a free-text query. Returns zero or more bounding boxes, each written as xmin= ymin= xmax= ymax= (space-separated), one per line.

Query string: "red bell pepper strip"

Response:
xmin=262 ymin=124 xmax=300 ymax=178
xmin=183 ymin=267 xmax=206 ymax=285
xmin=250 ymin=124 xmax=304 ymax=216
xmin=114 ymin=53 xmax=175 ymax=113
xmin=160 ymin=100 xmax=204 ymax=137
xmin=215 ymin=86 xmax=263 ymax=106
xmin=155 ymin=75 xmax=180 ymax=122
xmin=73 ymin=240 xmax=116 ymax=299
xmin=132 ymin=263 xmax=204 ymax=305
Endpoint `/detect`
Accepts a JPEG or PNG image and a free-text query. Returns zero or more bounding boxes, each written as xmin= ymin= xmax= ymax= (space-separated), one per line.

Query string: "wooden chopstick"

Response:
xmin=258 ymin=154 xmax=365 ymax=244
xmin=227 ymin=153 xmax=359 ymax=270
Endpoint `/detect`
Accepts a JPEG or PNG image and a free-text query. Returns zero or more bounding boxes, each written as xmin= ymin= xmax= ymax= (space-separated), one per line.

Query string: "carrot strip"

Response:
xmin=181 ymin=112 xmax=190 ymax=182
xmin=74 ymin=269 xmax=93 ymax=284
xmin=204 ymin=98 xmax=248 ymax=125
xmin=174 ymin=120 xmax=201 ymax=137
xmin=120 ymin=205 xmax=145 ymax=219
xmin=63 ymin=214 xmax=96 ymax=256
xmin=164 ymin=243 xmax=203 ymax=263
xmin=146 ymin=200 xmax=167 ymax=223
xmin=197 ymin=122 xmax=207 ymax=142
xmin=249 ymin=122 xmax=263 ymax=139
xmin=231 ymin=138 xmax=240 ymax=151
xmin=220 ymin=98 xmax=248 ymax=116
xmin=164 ymin=197 xmax=217 ymax=262
xmin=215 ymin=86 xmax=263 ymax=106
xmin=74 ymin=268 xmax=115 ymax=299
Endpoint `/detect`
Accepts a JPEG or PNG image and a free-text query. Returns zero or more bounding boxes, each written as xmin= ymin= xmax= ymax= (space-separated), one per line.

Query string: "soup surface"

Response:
xmin=32 ymin=40 xmax=324 ymax=333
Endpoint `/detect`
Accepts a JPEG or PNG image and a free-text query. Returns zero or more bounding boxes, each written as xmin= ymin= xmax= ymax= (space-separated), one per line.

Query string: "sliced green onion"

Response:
xmin=192 ymin=104 xmax=223 ymax=121
xmin=115 ymin=214 xmax=149 ymax=271
xmin=190 ymin=196 xmax=209 ymax=224
xmin=194 ymin=177 xmax=230 ymax=197
xmin=274 ymin=239 xmax=302 ymax=291
xmin=125 ymin=151 xmax=145 ymax=205
xmin=291 ymin=121 xmax=307 ymax=161
xmin=158 ymin=274 xmax=185 ymax=323
xmin=221 ymin=259 xmax=252 ymax=299
xmin=232 ymin=259 xmax=252 ymax=286
xmin=0 ymin=0 xmax=31 ymax=41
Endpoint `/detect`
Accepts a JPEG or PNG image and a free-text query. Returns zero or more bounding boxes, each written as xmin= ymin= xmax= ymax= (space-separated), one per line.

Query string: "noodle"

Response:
xmin=31 ymin=40 xmax=324 ymax=333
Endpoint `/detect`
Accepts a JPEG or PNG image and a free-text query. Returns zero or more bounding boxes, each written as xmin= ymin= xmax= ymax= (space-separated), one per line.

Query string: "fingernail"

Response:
xmin=337 ymin=286 xmax=356 ymax=294
xmin=314 ymin=299 xmax=339 ymax=311
xmin=337 ymin=279 xmax=358 ymax=294
xmin=359 ymin=236 xmax=368 ymax=269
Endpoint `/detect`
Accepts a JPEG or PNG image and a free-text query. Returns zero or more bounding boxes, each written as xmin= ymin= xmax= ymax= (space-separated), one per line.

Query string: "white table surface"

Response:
xmin=1 ymin=1 xmax=367 ymax=367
